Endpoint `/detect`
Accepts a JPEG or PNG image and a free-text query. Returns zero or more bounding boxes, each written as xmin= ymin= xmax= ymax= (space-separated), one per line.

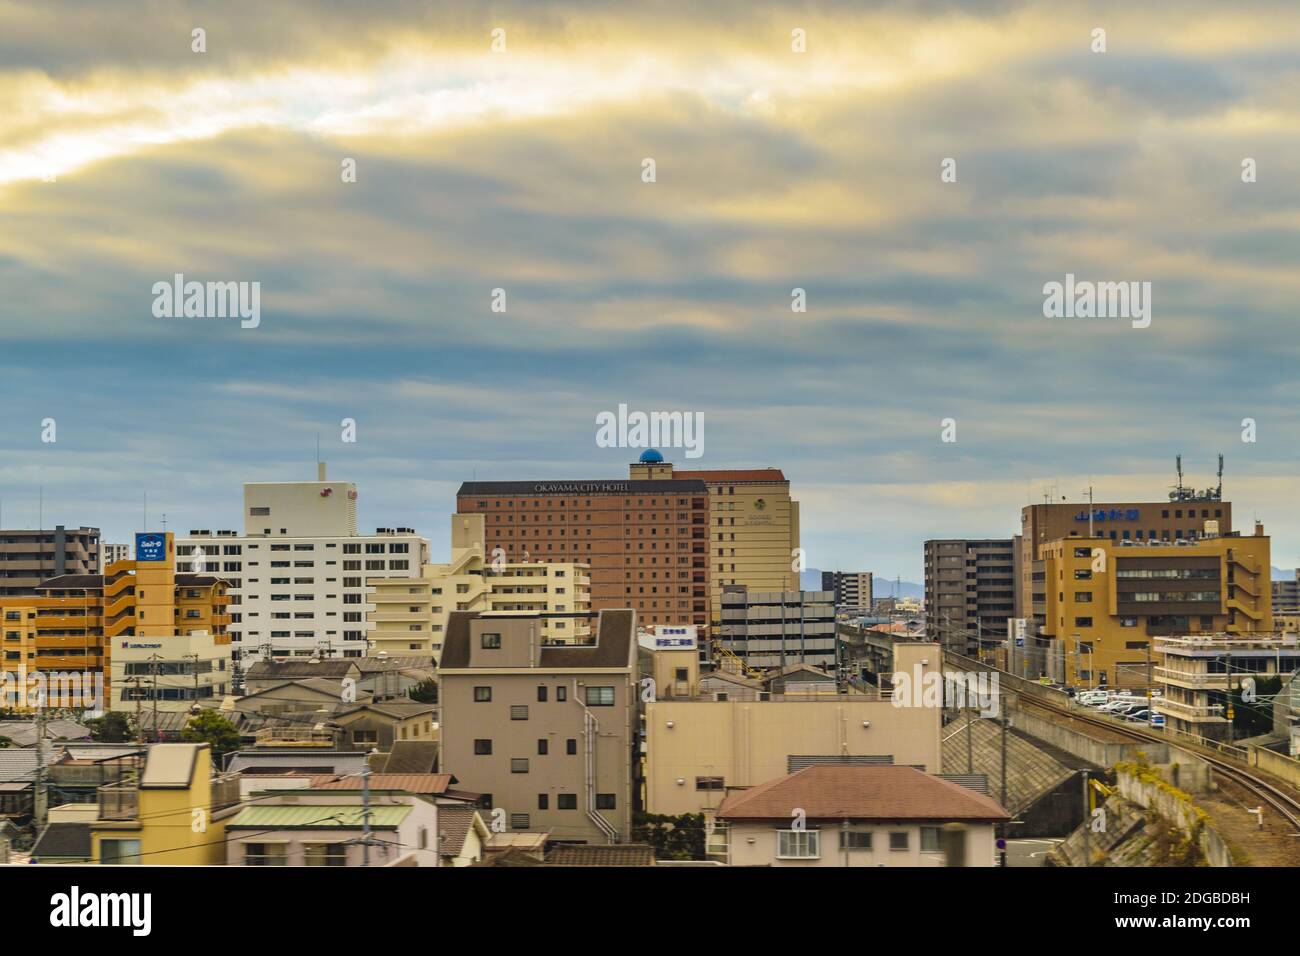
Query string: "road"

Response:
xmin=1005 ymin=838 xmax=1063 ymax=867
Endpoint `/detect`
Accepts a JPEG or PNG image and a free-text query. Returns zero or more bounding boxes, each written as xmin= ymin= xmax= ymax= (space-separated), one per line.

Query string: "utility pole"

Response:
xmin=34 ymin=700 xmax=48 ymax=831
xmin=999 ymin=704 xmax=1008 ymax=868
xmin=362 ymin=764 xmax=372 ymax=866
xmin=149 ymin=653 xmax=161 ymax=743
xmin=1081 ymin=770 xmax=1091 ymax=867
xmin=841 ymin=819 xmax=850 ymax=868
xmin=967 ymin=708 xmax=974 ymax=773
xmin=133 ymin=677 xmax=144 ymax=745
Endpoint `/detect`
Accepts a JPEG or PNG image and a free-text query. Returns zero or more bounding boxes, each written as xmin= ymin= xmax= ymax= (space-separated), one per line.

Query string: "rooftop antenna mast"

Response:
xmin=1216 ymin=453 xmax=1224 ymax=501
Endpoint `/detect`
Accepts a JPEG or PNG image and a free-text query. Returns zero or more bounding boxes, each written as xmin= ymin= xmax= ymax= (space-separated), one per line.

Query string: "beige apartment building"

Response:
xmin=367 ymin=514 xmax=591 ymax=659
xmin=643 ymin=641 xmax=942 ymax=818
xmin=631 ymin=458 xmax=800 ymax=625
xmin=438 ymin=609 xmax=638 ymax=844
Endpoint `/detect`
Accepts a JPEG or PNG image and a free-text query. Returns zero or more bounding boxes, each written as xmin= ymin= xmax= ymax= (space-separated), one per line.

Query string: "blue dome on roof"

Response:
xmin=639 ymin=448 xmax=665 ymax=463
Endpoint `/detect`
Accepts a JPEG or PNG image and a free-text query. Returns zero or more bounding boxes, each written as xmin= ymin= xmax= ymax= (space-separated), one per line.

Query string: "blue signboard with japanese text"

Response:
xmin=135 ymin=532 xmax=166 ymax=563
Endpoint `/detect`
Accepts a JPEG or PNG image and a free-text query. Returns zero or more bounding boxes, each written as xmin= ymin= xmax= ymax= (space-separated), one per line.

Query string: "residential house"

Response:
xmin=715 ymin=765 xmax=1010 ymax=867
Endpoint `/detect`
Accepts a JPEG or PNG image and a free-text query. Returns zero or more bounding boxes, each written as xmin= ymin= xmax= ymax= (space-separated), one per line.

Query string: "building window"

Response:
xmin=243 ymin=843 xmax=287 ymax=866
xmin=474 ymin=739 xmax=493 ymax=755
xmin=695 ymin=776 xmax=725 ymax=791
xmin=481 ymin=632 xmax=501 ymax=649
xmin=920 ymin=827 xmax=941 ymax=852
xmin=776 ymin=830 xmax=820 ymax=859
xmin=1074 ymin=617 xmax=1093 ymax=627
xmin=584 ymin=686 xmax=615 ymax=707
xmin=566 ymin=739 xmax=577 ymax=755
xmin=537 ymin=685 xmax=548 ymax=702
xmin=889 ymin=832 xmax=909 ymax=851
xmin=557 ymin=686 xmax=567 ymax=702
xmin=303 ymin=843 xmax=347 ymax=866
xmin=840 ymin=831 xmax=872 ymax=850
xmin=557 ymin=794 xmax=577 ymax=810
xmin=537 ymin=794 xmax=549 ymax=810
xmin=474 ymin=686 xmax=492 ymax=702
xmin=99 ymin=839 xmax=142 ymax=865
xmin=595 ymin=793 xmax=616 ymax=810
xmin=511 ymin=758 xmax=529 ymax=774
xmin=537 ymin=739 xmax=548 ymax=755
xmin=510 ymin=705 xmax=529 ymax=720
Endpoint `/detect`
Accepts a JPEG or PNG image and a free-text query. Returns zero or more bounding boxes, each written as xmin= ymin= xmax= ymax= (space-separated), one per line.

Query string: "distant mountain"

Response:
xmin=1273 ymin=567 xmax=1294 ymax=582
xmin=802 ymin=569 xmax=923 ymax=599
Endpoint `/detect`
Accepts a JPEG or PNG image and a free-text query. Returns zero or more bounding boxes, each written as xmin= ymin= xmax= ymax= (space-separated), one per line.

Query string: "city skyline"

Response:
xmin=4 ymin=1 xmax=1300 ymax=581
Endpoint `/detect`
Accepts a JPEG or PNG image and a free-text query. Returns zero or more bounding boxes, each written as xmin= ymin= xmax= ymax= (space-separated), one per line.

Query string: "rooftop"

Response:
xmin=715 ymin=765 xmax=1011 ymax=823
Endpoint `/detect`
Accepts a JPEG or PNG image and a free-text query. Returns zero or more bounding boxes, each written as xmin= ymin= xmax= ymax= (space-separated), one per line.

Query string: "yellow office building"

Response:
xmin=1036 ymin=526 xmax=1271 ymax=688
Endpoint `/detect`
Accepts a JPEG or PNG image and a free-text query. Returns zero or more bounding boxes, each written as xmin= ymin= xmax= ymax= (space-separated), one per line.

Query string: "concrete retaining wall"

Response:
xmin=1010 ymin=707 xmax=1170 ymax=767
xmin=1116 ymin=766 xmax=1233 ymax=867
xmin=1249 ymin=746 xmax=1300 ymax=789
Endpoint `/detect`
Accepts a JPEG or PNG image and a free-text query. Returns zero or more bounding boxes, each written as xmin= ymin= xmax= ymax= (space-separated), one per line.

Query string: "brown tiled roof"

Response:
xmin=673 ymin=468 xmax=787 ymax=483
xmin=306 ymin=773 xmax=456 ymax=794
xmin=381 ymin=740 xmax=440 ymax=774
xmin=473 ymin=846 xmax=544 ymax=867
xmin=715 ymin=765 xmax=1010 ymax=822
xmin=544 ymin=843 xmax=656 ymax=867
xmin=436 ymin=805 xmax=482 ymax=857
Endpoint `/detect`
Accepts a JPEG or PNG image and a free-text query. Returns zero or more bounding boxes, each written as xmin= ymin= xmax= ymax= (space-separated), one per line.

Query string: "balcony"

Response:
xmin=254 ymin=727 xmax=336 ymax=748
xmin=1153 ymin=667 xmax=1228 ymax=690
xmin=1153 ymin=697 xmax=1226 ymax=723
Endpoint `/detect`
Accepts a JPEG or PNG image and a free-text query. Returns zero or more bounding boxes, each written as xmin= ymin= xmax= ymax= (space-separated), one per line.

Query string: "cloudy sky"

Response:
xmin=2 ymin=0 xmax=1298 ymax=580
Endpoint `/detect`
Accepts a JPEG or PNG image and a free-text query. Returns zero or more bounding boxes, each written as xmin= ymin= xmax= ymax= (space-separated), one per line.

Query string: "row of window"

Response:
xmin=472 ymin=686 xmax=614 ymax=706
xmin=777 ymin=827 xmax=943 ymax=858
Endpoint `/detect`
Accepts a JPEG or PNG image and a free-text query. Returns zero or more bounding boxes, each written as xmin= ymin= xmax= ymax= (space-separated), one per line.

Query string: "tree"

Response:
xmin=85 ymin=712 xmax=134 ymax=743
xmin=181 ymin=710 xmax=241 ymax=761
xmin=631 ymin=811 xmax=706 ymax=861
xmin=407 ymin=677 xmax=438 ymax=704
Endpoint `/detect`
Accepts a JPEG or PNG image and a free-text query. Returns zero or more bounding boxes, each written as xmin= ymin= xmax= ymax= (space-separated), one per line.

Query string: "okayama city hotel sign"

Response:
xmin=533 ymin=482 xmax=630 ymax=494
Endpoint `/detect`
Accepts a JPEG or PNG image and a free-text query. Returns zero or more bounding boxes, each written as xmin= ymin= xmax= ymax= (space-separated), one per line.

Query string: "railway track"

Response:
xmin=943 ymin=653 xmax=1300 ymax=831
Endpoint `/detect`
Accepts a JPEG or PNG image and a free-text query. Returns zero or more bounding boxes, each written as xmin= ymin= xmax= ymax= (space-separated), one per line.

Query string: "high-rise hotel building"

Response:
xmin=456 ymin=451 xmax=801 ymax=632
xmin=457 ymin=456 xmax=711 ymax=630
xmin=176 ymin=465 xmax=428 ymax=677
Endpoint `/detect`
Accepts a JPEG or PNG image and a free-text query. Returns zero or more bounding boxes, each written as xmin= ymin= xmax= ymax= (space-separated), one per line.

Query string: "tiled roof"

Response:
xmin=306 ymin=773 xmax=455 ymax=794
xmin=436 ymin=805 xmax=482 ymax=857
xmin=544 ymin=844 xmax=656 ymax=867
xmin=715 ymin=765 xmax=1011 ymax=822
xmin=227 ymin=804 xmax=411 ymax=829
xmin=244 ymin=660 xmax=359 ymax=680
xmin=32 ymin=822 xmax=91 ymax=860
xmin=381 ymin=740 xmax=440 ymax=774
xmin=355 ymin=656 xmax=435 ymax=673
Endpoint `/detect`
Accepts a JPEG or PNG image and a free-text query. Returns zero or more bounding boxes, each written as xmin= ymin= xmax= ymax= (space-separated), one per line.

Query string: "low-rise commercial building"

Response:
xmin=1154 ymin=633 xmax=1300 ymax=742
xmin=643 ymin=642 xmax=942 ymax=818
xmin=109 ymin=630 xmax=233 ymax=714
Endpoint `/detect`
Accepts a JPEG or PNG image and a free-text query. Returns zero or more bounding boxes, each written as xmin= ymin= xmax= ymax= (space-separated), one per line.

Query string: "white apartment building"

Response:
xmin=100 ymin=542 xmax=131 ymax=570
xmin=176 ymin=465 xmax=428 ymax=680
xmin=368 ymin=513 xmax=590 ymax=660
